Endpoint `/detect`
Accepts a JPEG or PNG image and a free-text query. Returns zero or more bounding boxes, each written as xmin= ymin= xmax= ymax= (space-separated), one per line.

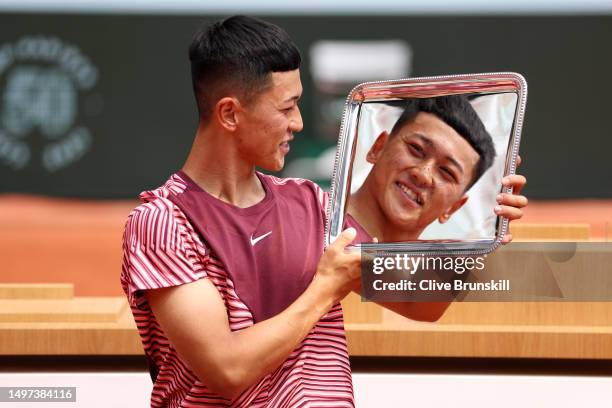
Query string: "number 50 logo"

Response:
xmin=0 ymin=36 xmax=99 ymax=171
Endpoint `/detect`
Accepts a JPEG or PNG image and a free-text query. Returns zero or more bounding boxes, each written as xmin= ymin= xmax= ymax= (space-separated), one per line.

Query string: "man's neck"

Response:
xmin=181 ymin=125 xmax=266 ymax=208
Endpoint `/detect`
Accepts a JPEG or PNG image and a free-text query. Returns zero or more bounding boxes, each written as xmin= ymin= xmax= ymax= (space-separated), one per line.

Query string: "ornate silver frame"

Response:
xmin=325 ymin=72 xmax=528 ymax=256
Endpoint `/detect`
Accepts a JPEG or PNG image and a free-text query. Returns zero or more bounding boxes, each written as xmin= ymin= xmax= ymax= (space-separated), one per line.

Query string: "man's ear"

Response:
xmin=366 ymin=131 xmax=389 ymax=164
xmin=438 ymin=195 xmax=469 ymax=224
xmin=215 ymin=97 xmax=240 ymax=131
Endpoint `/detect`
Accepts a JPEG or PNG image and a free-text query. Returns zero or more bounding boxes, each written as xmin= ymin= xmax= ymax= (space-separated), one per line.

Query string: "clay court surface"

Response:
xmin=1 ymin=194 xmax=611 ymax=296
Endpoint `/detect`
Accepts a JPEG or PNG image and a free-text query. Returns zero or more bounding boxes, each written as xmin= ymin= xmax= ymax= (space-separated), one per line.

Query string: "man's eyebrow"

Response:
xmin=415 ymin=134 xmax=434 ymax=148
xmin=283 ymin=91 xmax=302 ymax=103
xmin=283 ymin=95 xmax=301 ymax=103
xmin=415 ymin=134 xmax=464 ymax=175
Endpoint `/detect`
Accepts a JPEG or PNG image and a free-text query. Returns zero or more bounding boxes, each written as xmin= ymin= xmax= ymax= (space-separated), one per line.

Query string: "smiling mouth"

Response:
xmin=279 ymin=140 xmax=291 ymax=154
xmin=395 ymin=181 xmax=423 ymax=206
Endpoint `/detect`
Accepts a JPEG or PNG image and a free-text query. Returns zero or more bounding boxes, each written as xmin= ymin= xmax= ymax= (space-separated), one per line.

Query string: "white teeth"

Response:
xmin=397 ymin=182 xmax=421 ymax=205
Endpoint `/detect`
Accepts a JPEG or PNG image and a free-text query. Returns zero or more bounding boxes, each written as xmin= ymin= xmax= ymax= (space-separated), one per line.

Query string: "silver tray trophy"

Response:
xmin=325 ymin=73 xmax=527 ymax=256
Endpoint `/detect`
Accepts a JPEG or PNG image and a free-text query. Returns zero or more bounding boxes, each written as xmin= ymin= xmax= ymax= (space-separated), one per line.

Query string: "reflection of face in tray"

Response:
xmin=343 ymin=87 xmax=522 ymax=247
xmin=354 ymin=110 xmax=481 ymax=241
xmin=330 ymin=74 xmax=526 ymax=253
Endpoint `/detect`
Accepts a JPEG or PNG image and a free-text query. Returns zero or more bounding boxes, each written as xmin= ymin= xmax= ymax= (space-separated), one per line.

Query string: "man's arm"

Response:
xmin=365 ymin=170 xmax=528 ymax=322
xmin=376 ymin=300 xmax=451 ymax=322
xmin=145 ymin=228 xmax=360 ymax=400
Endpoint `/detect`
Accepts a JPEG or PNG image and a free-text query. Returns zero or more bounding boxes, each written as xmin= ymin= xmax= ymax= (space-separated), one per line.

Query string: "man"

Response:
xmin=121 ymin=16 xmax=527 ymax=407
xmin=348 ymin=96 xmax=524 ymax=243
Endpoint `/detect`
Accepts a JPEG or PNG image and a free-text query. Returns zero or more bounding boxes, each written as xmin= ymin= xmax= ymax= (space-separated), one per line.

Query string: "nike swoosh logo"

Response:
xmin=250 ymin=231 xmax=272 ymax=246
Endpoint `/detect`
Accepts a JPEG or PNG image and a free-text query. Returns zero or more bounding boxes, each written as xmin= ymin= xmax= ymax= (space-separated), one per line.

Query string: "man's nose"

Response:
xmin=409 ymin=162 xmax=434 ymax=188
xmin=290 ymin=106 xmax=303 ymax=133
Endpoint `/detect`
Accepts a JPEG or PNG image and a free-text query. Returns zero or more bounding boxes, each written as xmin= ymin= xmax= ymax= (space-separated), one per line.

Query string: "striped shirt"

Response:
xmin=121 ymin=173 xmax=354 ymax=407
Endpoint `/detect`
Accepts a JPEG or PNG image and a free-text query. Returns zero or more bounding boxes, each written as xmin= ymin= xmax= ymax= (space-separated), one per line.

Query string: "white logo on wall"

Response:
xmin=0 ymin=36 xmax=99 ymax=171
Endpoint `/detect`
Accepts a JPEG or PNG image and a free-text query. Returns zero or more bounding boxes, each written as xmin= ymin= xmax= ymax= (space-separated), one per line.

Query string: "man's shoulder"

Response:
xmin=261 ymin=173 xmax=318 ymax=188
xmin=260 ymin=173 xmax=326 ymax=196
xmin=125 ymin=173 xmax=192 ymax=234
xmin=260 ymin=173 xmax=328 ymax=209
xmin=137 ymin=173 xmax=188 ymax=203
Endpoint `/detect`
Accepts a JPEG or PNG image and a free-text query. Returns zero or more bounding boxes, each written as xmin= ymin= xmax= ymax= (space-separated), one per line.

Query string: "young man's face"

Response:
xmin=236 ymin=69 xmax=303 ymax=172
xmin=366 ymin=111 xmax=480 ymax=233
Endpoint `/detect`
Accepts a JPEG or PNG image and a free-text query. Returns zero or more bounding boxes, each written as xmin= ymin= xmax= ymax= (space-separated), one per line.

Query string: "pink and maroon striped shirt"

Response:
xmin=121 ymin=172 xmax=354 ymax=407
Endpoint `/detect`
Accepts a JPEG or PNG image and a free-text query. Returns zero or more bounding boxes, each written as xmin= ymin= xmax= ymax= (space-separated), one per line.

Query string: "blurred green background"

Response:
xmin=0 ymin=12 xmax=610 ymax=198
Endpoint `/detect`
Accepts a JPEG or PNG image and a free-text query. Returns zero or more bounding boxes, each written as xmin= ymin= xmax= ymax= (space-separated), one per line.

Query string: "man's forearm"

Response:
xmin=377 ymin=300 xmax=450 ymax=322
xmin=215 ymin=235 xmax=359 ymax=396
xmin=207 ymin=278 xmax=336 ymax=398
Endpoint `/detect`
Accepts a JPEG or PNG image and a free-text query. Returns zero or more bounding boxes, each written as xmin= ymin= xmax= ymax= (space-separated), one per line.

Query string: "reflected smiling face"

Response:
xmin=365 ymin=111 xmax=480 ymax=234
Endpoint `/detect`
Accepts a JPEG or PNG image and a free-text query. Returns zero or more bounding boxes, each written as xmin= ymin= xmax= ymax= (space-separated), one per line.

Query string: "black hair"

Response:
xmin=189 ymin=15 xmax=302 ymax=119
xmin=390 ymin=95 xmax=496 ymax=188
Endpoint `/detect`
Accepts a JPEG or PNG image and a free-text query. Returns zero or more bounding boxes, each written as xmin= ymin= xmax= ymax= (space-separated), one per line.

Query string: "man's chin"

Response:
xmin=386 ymin=206 xmax=428 ymax=230
xmin=385 ymin=209 xmax=417 ymax=228
xmin=257 ymin=159 xmax=284 ymax=173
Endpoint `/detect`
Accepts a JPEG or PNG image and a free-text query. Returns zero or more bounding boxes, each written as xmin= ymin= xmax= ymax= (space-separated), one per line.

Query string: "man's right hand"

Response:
xmin=311 ymin=228 xmax=362 ymax=304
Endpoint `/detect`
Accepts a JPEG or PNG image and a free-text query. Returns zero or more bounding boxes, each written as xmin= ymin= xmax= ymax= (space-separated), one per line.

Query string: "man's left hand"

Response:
xmin=494 ymin=155 xmax=527 ymax=244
